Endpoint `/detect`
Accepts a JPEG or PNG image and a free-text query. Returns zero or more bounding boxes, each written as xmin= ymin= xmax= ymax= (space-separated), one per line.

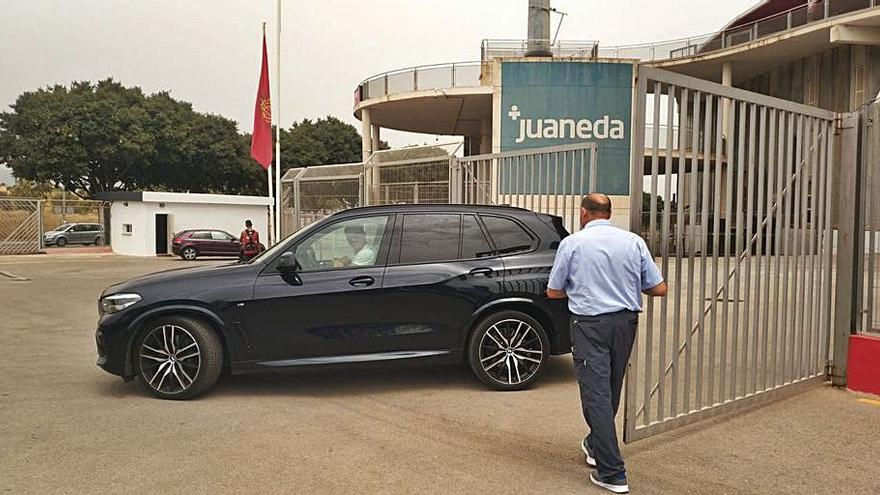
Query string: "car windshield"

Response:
xmin=244 ymin=223 xmax=314 ymax=264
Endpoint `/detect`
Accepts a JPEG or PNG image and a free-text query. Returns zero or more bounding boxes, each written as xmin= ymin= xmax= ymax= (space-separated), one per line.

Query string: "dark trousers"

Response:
xmin=571 ymin=311 xmax=638 ymax=479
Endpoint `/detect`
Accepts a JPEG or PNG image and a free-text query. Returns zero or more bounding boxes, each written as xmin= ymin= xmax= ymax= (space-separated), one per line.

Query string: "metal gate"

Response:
xmin=624 ymin=67 xmax=836 ymax=442
xmin=0 ymin=198 xmax=43 ymax=255
xmin=452 ymin=142 xmax=599 ymax=233
xmin=853 ymin=100 xmax=880 ymax=336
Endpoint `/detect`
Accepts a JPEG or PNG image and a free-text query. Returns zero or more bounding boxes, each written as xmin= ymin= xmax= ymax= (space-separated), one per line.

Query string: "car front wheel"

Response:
xmin=55 ymin=237 xmax=67 ymax=247
xmin=467 ymin=310 xmax=550 ymax=391
xmin=180 ymin=246 xmax=198 ymax=260
xmin=134 ymin=316 xmax=223 ymax=400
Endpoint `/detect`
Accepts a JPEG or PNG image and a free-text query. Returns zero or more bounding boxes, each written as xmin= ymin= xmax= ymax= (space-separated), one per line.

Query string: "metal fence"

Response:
xmin=282 ymin=163 xmax=363 ymax=234
xmin=364 ymin=143 xmax=462 ymax=207
xmin=0 ymin=198 xmax=42 ymax=255
xmin=856 ymin=100 xmax=880 ymax=335
xmin=452 ymin=143 xmax=599 ymax=234
xmin=624 ymin=66 xmax=837 ymax=443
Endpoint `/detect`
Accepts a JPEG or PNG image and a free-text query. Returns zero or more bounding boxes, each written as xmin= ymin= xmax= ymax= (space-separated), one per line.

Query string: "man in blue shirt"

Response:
xmin=547 ymin=193 xmax=667 ymax=494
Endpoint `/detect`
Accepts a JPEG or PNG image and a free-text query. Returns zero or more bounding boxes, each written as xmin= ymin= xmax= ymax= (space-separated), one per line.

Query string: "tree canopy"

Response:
xmin=0 ymin=79 xmax=374 ymax=198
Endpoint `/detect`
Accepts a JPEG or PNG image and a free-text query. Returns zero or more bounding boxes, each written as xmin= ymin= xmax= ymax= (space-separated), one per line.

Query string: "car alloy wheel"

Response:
xmin=477 ymin=318 xmax=545 ymax=387
xmin=55 ymin=237 xmax=67 ymax=247
xmin=181 ymin=247 xmax=197 ymax=260
xmin=139 ymin=324 xmax=201 ymax=395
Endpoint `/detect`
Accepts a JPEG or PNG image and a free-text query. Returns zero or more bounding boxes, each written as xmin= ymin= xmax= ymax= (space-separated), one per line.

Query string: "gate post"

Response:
xmin=832 ymin=112 xmax=863 ymax=386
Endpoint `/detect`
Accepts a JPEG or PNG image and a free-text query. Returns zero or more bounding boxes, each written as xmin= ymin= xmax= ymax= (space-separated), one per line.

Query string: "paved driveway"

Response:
xmin=0 ymin=254 xmax=878 ymax=494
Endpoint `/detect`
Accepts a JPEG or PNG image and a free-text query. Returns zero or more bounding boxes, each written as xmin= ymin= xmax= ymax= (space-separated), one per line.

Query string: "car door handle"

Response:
xmin=469 ymin=267 xmax=494 ymax=277
xmin=349 ymin=276 xmax=375 ymax=287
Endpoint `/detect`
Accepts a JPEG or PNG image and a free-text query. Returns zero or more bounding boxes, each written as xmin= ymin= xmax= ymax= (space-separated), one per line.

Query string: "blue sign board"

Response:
xmin=500 ymin=61 xmax=634 ymax=195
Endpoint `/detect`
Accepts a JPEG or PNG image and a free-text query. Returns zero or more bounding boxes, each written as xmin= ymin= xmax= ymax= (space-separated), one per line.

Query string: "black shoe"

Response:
xmin=589 ymin=471 xmax=629 ymax=494
xmin=581 ymin=437 xmax=596 ymax=468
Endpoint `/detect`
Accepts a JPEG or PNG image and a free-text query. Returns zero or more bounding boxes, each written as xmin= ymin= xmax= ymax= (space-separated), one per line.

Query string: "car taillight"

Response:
xmin=172 ymin=237 xmax=181 ymax=244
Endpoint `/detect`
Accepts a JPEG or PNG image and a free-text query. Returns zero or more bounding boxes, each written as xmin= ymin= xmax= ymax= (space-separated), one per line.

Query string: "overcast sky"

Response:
xmin=0 ymin=0 xmax=756 ymax=150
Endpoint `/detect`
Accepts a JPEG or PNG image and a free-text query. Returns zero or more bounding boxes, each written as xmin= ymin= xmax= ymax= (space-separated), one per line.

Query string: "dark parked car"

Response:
xmin=44 ymin=222 xmax=104 ymax=247
xmin=96 ymin=205 xmax=572 ymax=399
xmin=171 ymin=229 xmax=249 ymax=260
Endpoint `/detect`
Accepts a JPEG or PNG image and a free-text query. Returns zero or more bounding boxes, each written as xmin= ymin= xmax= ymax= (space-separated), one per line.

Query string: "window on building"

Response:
xmin=122 ymin=224 xmax=133 ymax=235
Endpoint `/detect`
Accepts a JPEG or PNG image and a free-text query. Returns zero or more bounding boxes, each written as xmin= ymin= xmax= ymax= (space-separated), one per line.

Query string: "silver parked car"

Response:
xmin=44 ymin=223 xmax=104 ymax=247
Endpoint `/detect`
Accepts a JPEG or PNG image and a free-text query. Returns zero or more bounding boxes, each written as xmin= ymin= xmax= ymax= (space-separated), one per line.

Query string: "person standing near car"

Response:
xmin=239 ymin=219 xmax=261 ymax=261
xmin=546 ymin=193 xmax=667 ymax=494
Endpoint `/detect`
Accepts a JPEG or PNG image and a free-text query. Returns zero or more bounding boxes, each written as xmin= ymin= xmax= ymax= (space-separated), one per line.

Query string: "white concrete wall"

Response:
xmin=110 ymin=201 xmax=270 ymax=257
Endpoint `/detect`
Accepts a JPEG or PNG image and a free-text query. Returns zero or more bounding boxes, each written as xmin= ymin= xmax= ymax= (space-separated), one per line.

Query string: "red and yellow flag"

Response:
xmin=250 ymin=30 xmax=272 ymax=169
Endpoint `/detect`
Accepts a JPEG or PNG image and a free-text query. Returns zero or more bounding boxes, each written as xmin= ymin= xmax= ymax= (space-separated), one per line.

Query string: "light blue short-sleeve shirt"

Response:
xmin=548 ymin=219 xmax=663 ymax=316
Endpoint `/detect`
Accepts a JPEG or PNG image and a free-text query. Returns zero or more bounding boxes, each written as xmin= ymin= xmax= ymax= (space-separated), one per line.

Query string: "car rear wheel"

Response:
xmin=180 ymin=246 xmax=198 ymax=261
xmin=55 ymin=237 xmax=67 ymax=247
xmin=134 ymin=315 xmax=222 ymax=400
xmin=467 ymin=310 xmax=550 ymax=391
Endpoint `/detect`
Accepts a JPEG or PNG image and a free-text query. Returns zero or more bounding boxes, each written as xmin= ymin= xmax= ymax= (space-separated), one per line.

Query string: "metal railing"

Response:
xmin=364 ymin=142 xmax=462 ymax=206
xmin=354 ymin=2 xmax=877 ymax=106
xmin=452 ymin=143 xmax=599 ymax=234
xmin=0 ymin=198 xmax=42 ymax=255
xmin=857 ymin=100 xmax=880 ymax=334
xmin=282 ymin=163 xmax=364 ymax=235
xmin=626 ymin=66 xmax=838 ymax=443
xmin=356 ymin=62 xmax=482 ymax=103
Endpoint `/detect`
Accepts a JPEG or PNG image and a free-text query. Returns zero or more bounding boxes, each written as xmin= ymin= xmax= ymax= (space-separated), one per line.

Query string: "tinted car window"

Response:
xmin=481 ymin=215 xmax=534 ymax=255
xmin=294 ymin=215 xmax=388 ymax=271
xmin=461 ymin=215 xmax=493 ymax=259
xmin=399 ymin=214 xmax=460 ymax=264
xmin=191 ymin=231 xmax=212 ymax=240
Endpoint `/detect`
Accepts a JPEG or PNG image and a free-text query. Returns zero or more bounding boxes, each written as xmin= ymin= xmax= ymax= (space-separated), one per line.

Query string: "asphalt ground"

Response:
xmin=1 ymin=254 xmax=878 ymax=494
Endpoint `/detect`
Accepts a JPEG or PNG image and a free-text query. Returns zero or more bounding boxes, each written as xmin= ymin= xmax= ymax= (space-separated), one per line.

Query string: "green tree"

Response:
xmin=278 ymin=116 xmax=388 ymax=173
xmin=0 ymin=79 xmax=266 ymax=198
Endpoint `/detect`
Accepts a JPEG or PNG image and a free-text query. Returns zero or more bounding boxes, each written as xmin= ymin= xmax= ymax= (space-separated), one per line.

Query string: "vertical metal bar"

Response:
xmin=780 ymin=111 xmax=794 ymax=385
xmin=670 ymin=87 xmax=688 ymax=417
xmin=709 ymin=94 xmax=723 ymax=406
xmin=537 ymin=154 xmax=545 ymax=214
xmin=720 ymin=97 xmax=735 ymax=403
xmin=788 ymin=115 xmax=804 ymax=382
xmin=571 ymin=149 xmax=578 ymax=231
xmin=696 ymin=93 xmax=712 ymax=410
xmin=799 ymin=117 xmax=814 ymax=377
xmin=553 ymin=153 xmax=560 ymax=217
xmin=740 ymin=103 xmax=757 ymax=397
xmin=772 ymin=111 xmax=786 ymax=387
xmin=658 ymin=83 xmax=676 ymax=420
xmin=751 ymin=105 xmax=767 ymax=394
xmin=793 ymin=115 xmax=807 ymax=380
xmin=867 ymin=106 xmax=879 ymax=335
xmin=589 ymin=146 xmax=598 ymax=193
xmin=530 ymin=154 xmax=537 ymax=212
xmin=684 ymin=91 xmax=700 ymax=414
xmin=762 ymin=109 xmax=778 ymax=392
xmin=562 ymin=152 xmax=569 ymax=231
xmin=807 ymin=118 xmax=821 ymax=374
xmin=730 ymin=100 xmax=747 ymax=399
xmin=644 ymin=81 xmax=662 ymax=424
xmin=580 ymin=149 xmax=586 ymax=203
xmin=864 ymin=110 xmax=876 ymax=336
xmin=813 ymin=121 xmax=829 ymax=373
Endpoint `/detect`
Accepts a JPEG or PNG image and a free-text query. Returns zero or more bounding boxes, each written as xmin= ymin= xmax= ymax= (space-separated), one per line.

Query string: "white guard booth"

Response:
xmin=97 ymin=191 xmax=271 ymax=257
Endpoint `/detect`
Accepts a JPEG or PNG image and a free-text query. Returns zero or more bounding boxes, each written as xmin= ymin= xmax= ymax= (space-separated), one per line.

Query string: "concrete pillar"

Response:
xmin=480 ymin=118 xmax=492 ymax=154
xmin=371 ymin=124 xmax=381 ymax=155
xmin=361 ymin=108 xmax=372 ymax=162
xmin=722 ymin=62 xmax=733 ymax=140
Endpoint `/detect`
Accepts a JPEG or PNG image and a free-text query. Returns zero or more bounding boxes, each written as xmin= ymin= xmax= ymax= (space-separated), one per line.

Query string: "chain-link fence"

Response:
xmin=364 ymin=143 xmax=462 ymax=206
xmin=281 ymin=163 xmax=363 ymax=235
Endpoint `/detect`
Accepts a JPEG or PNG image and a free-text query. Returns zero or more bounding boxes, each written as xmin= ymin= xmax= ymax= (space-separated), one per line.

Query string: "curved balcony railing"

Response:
xmin=355 ymin=0 xmax=877 ymax=107
xmin=355 ymin=61 xmax=482 ymax=106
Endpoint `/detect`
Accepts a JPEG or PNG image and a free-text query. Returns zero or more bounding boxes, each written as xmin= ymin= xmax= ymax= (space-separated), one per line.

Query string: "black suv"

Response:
xmin=96 ymin=205 xmax=572 ymax=399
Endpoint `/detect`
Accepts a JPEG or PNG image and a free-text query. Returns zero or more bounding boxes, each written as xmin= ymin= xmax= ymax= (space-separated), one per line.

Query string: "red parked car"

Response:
xmin=171 ymin=229 xmax=257 ymax=261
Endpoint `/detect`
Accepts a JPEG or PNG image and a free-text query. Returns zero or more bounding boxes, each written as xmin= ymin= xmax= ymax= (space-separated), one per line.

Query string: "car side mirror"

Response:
xmin=278 ymin=252 xmax=300 ymax=273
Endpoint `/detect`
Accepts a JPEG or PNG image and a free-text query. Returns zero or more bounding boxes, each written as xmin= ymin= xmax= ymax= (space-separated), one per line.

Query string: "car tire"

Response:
xmin=467 ymin=310 xmax=550 ymax=391
xmin=94 ymin=237 xmax=102 ymax=246
xmin=55 ymin=237 xmax=67 ymax=247
xmin=180 ymin=246 xmax=198 ymax=261
xmin=134 ymin=315 xmax=223 ymax=400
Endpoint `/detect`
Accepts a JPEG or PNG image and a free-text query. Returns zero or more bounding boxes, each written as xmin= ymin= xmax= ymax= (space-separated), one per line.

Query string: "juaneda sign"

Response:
xmin=500 ymin=60 xmax=634 ymax=195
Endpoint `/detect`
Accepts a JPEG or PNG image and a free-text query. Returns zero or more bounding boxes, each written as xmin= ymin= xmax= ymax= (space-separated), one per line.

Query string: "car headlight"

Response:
xmin=100 ymin=293 xmax=142 ymax=314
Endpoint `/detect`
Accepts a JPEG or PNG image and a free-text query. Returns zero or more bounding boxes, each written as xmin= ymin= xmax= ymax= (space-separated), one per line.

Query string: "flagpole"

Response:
xmin=273 ymin=0 xmax=282 ymax=244
xmin=263 ymin=22 xmax=274 ymax=246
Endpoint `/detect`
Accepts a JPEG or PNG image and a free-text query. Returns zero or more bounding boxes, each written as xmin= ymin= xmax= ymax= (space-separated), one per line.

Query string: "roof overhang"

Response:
xmin=353 ymin=86 xmax=493 ymax=136
xmin=649 ymin=6 xmax=880 ymax=83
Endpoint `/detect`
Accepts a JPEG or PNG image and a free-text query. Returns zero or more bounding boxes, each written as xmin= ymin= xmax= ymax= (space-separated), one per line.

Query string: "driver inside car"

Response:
xmin=333 ymin=225 xmax=377 ymax=267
